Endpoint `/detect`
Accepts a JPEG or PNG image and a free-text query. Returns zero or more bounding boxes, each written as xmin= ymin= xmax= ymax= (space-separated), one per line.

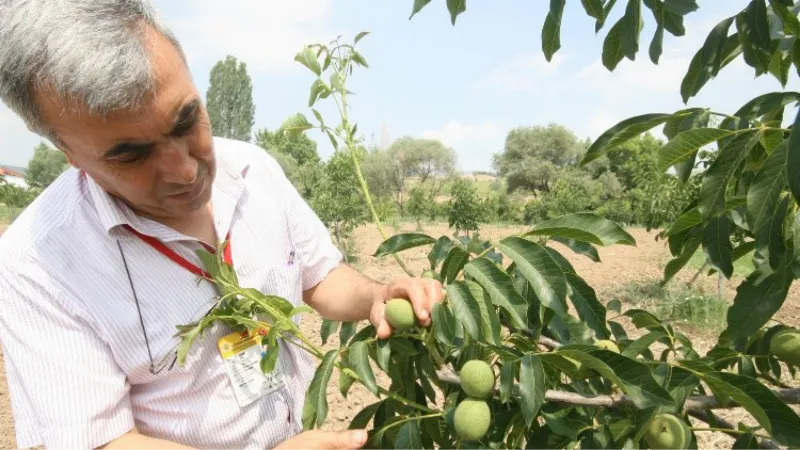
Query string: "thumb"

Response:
xmin=331 ymin=429 xmax=368 ymax=449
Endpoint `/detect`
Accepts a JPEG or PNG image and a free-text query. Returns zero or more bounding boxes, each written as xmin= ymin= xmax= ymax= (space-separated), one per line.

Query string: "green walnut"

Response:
xmin=421 ymin=270 xmax=442 ymax=282
xmin=459 ymin=360 xmax=496 ymax=399
xmin=596 ymin=339 xmax=620 ymax=354
xmin=770 ymin=328 xmax=800 ymax=366
xmin=643 ymin=414 xmax=691 ymax=450
xmin=384 ymin=298 xmax=416 ymax=331
xmin=453 ymin=398 xmax=492 ymax=441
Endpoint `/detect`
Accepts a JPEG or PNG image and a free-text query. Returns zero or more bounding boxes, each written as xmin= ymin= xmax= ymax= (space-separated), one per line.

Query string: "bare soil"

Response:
xmin=0 ymin=223 xmax=797 ymax=449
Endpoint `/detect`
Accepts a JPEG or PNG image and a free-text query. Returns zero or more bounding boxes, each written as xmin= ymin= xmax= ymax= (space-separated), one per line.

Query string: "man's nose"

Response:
xmin=157 ymin=139 xmax=198 ymax=185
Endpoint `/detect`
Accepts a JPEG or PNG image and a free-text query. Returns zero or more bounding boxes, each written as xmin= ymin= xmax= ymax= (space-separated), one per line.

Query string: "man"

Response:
xmin=0 ymin=1 xmax=443 ymax=449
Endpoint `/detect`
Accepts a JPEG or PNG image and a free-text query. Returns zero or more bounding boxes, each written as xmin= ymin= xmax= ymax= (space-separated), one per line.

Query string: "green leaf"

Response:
xmin=446 ymin=281 xmax=484 ymax=340
xmin=650 ymin=21 xmax=665 ymax=63
xmin=663 ymin=229 xmax=702 ymax=284
xmin=794 ymin=212 xmax=800 ymax=277
xmin=428 ymin=236 xmax=453 ymax=270
xmin=528 ymin=212 xmax=636 ymax=246
xmin=349 ymin=401 xmax=382 ymax=430
xmin=519 ymin=354 xmax=546 ymax=427
xmin=622 ymin=329 xmax=668 ymax=358
xmin=497 ymin=237 xmax=568 ymax=316
xmin=294 ymin=46 xmax=321 ymax=76
xmin=542 ymin=0 xmax=566 ymax=61
xmin=469 ymin=280 xmax=502 ymax=346
xmin=550 ymin=236 xmax=601 ymax=262
xmin=349 ymin=341 xmax=378 ymax=395
xmin=499 ymin=363 xmax=514 ymax=403
xmin=260 ymin=327 xmax=281 ymax=374
xmin=681 ymin=34 xmax=742 ymax=103
xmin=737 ymin=7 xmax=772 ymax=75
xmin=308 ymin=79 xmax=327 ymax=107
xmin=620 ymin=0 xmax=644 ymax=60
xmin=409 ymin=0 xmax=433 ymax=19
xmin=373 ymin=233 xmax=436 ymax=257
xmin=735 ymin=91 xmax=800 ymax=119
xmin=624 ymin=309 xmax=665 ymax=330
xmin=280 ymin=113 xmax=314 ymax=135
xmin=700 ymin=17 xmax=734 ymax=75
xmin=339 ymin=369 xmax=356 ymax=398
xmin=351 ymin=51 xmax=369 ymax=68
xmin=662 ymin=0 xmax=698 ymax=15
xmin=733 ymin=434 xmax=759 ymax=449
xmin=440 ymin=246 xmax=469 ymax=283
xmin=658 ymin=128 xmax=740 ymax=171
xmin=555 ymin=348 xmax=675 ymax=408
xmin=566 ymin=273 xmax=610 ymax=340
xmin=702 ymin=215 xmax=734 ymax=278
xmin=354 ymin=31 xmax=370 ymax=44
xmin=726 ymin=265 xmax=792 ymax=339
xmin=699 ymin=371 xmax=800 ymax=447
xmin=787 ymin=107 xmax=800 ymax=204
xmin=698 ymin=131 xmax=761 ymax=219
xmin=596 ymin=0 xmax=619 ymax=31
xmin=769 ymin=0 xmax=800 ymax=37
xmin=339 ymin=322 xmax=357 ymax=347
xmin=664 ymin=208 xmax=702 ymax=237
xmin=464 ymin=258 xmax=529 ymax=329
xmin=583 ymin=113 xmax=673 ymax=164
xmin=581 ymin=0 xmax=604 ymax=19
xmin=396 ymin=420 xmax=423 ymax=449
xmin=431 ymin=303 xmax=456 ymax=347
xmin=306 ymin=349 xmax=337 ymax=427
xmin=748 ymin=139 xmax=788 ymax=232
xmin=446 ymin=0 xmax=467 ymax=25
xmin=320 ymin=319 xmax=339 ymax=345
xmin=755 ymin=195 xmax=791 ymax=270
xmin=603 ymin=19 xmax=626 ymax=70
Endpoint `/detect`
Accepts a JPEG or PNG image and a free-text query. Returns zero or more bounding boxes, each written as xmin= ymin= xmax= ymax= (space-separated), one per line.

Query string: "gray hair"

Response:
xmin=0 ymin=0 xmax=186 ymax=143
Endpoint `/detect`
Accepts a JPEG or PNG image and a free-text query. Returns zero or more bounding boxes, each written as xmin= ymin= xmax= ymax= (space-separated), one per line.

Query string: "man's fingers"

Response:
xmin=333 ymin=429 xmax=368 ymax=449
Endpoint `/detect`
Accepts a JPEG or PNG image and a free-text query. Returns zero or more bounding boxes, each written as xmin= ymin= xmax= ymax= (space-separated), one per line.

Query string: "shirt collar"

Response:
xmin=86 ymin=146 xmax=249 ymax=243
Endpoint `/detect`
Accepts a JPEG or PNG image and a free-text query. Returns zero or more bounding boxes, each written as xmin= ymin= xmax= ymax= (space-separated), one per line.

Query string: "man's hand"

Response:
xmin=370 ymin=275 xmax=445 ymax=339
xmin=274 ymin=429 xmax=368 ymax=450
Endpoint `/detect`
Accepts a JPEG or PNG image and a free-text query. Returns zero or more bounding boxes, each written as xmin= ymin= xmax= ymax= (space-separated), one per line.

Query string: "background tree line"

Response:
xmin=1 ymin=54 xmax=695 ymax=257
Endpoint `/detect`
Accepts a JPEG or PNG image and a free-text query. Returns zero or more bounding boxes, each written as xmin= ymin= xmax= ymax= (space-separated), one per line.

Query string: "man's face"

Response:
xmin=34 ymin=27 xmax=215 ymax=222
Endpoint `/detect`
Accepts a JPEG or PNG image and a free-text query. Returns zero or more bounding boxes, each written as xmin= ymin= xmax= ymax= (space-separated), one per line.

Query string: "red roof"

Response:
xmin=0 ymin=167 xmax=24 ymax=178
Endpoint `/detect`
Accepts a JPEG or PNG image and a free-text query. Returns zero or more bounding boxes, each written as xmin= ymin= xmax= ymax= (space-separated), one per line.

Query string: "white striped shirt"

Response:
xmin=0 ymin=137 xmax=343 ymax=449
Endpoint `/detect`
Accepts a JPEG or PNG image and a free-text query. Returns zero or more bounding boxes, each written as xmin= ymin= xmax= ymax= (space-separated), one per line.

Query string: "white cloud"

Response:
xmin=422 ymin=120 xmax=504 ymax=146
xmin=477 ymin=52 xmax=567 ymax=92
xmin=166 ymin=0 xmax=333 ymax=74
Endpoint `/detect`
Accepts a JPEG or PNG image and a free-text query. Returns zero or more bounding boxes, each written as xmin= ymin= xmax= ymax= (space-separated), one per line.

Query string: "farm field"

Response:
xmin=1 ymin=223 xmax=796 ymax=449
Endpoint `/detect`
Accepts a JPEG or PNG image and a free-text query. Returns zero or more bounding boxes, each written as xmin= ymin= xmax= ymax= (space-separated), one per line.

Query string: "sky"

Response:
xmin=1 ymin=0 xmax=798 ymax=172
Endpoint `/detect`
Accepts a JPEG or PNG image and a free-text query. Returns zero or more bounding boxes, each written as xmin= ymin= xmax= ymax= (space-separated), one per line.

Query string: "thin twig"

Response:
xmin=687 ymin=409 xmax=780 ymax=449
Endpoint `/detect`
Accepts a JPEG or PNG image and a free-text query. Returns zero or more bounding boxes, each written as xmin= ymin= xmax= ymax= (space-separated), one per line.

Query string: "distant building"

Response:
xmin=0 ymin=165 xmax=28 ymax=189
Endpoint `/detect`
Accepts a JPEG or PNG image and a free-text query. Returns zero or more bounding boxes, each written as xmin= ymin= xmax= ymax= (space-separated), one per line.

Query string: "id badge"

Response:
xmin=218 ymin=326 xmax=287 ymax=408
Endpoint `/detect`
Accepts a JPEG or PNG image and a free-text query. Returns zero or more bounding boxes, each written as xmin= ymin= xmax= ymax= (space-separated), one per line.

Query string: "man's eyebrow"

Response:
xmin=104 ymin=141 xmax=153 ymax=159
xmin=168 ymin=99 xmax=200 ymax=135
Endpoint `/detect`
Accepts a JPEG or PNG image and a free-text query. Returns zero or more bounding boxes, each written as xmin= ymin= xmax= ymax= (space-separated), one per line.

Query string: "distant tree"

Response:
xmin=25 ymin=142 xmax=68 ymax=189
xmin=206 ymin=55 xmax=255 ymax=142
xmin=255 ymin=128 xmax=319 ymax=166
xmin=492 ymin=123 xmax=586 ymax=194
xmin=311 ymin=151 xmax=369 ymax=260
xmin=381 ymin=136 xmax=457 ymax=215
xmin=447 ymin=179 xmax=485 ymax=235
xmin=605 ymin=133 xmax=662 ymax=191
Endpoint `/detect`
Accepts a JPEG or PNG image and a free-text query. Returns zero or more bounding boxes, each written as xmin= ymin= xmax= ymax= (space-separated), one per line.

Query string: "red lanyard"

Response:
xmin=123 ymin=225 xmax=232 ymax=280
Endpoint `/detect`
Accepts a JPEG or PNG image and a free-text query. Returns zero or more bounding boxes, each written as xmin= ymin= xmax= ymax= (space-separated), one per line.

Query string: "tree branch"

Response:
xmin=436 ymin=369 xmax=800 ymax=411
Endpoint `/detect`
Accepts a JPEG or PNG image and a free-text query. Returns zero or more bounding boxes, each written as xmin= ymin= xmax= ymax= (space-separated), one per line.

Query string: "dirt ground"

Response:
xmin=0 ymin=223 xmax=797 ymax=449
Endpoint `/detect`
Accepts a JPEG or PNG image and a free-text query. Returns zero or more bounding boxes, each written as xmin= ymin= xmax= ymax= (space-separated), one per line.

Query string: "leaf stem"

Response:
xmin=690 ymin=427 xmax=773 ymax=441
xmin=328 ymin=48 xmax=413 ymax=276
xmin=375 ymin=412 xmax=443 ymax=434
